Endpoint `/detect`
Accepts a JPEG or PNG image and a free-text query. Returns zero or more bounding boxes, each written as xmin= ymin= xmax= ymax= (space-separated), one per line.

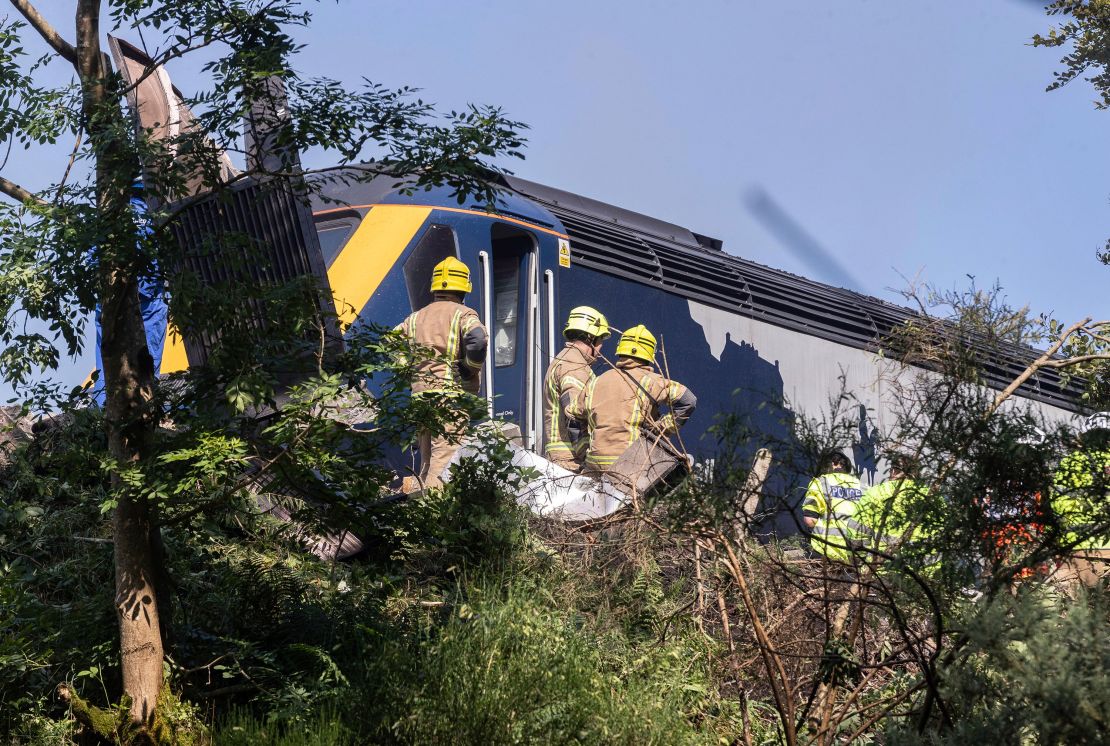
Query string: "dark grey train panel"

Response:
xmin=509 ymin=188 xmax=1084 ymax=414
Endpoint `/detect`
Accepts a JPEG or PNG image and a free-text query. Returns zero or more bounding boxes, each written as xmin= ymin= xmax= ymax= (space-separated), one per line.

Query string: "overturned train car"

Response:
xmin=157 ymin=168 xmax=1083 ymax=504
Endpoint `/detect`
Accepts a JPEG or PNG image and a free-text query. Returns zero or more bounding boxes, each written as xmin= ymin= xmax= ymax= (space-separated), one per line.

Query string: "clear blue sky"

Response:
xmin=4 ymin=0 xmax=1109 ymax=397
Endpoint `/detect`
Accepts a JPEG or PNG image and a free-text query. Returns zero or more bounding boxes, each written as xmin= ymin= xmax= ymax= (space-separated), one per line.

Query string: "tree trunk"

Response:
xmin=76 ymin=0 xmax=165 ymax=726
xmin=101 ymin=196 xmax=165 ymax=730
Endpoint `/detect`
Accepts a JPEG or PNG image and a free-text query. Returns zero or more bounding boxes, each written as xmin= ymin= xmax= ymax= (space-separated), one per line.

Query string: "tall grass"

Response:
xmin=380 ymin=583 xmax=732 ymax=745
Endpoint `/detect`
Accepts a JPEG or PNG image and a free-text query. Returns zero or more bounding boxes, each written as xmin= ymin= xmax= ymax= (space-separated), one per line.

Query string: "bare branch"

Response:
xmin=54 ymin=128 xmax=83 ymax=203
xmin=8 ymin=0 xmax=77 ymax=65
xmin=987 ymin=317 xmax=1091 ymax=416
xmin=1038 ymin=353 xmax=1110 ymax=369
xmin=0 ymin=173 xmax=45 ymax=205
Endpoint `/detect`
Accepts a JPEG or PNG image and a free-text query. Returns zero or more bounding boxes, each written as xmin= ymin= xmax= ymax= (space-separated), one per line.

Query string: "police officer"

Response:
xmin=570 ymin=324 xmax=696 ymax=473
xmin=543 ymin=306 xmax=610 ymax=472
xmin=1052 ymin=412 xmax=1110 ymax=588
xmin=802 ymin=451 xmax=865 ymax=562
xmin=856 ymin=452 xmax=937 ymax=570
xmin=398 ymin=256 xmax=488 ymax=489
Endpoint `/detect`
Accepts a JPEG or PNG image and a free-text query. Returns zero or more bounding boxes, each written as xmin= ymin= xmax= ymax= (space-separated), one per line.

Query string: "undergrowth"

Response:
xmin=8 ymin=409 xmax=1108 ymax=744
xmin=0 ymin=415 xmax=746 ymax=744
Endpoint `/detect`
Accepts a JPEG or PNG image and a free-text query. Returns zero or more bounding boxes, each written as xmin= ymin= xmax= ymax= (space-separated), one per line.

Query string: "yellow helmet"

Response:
xmin=616 ymin=324 xmax=657 ymax=364
xmin=563 ymin=306 xmax=611 ymax=340
xmin=429 ymin=256 xmax=472 ymax=294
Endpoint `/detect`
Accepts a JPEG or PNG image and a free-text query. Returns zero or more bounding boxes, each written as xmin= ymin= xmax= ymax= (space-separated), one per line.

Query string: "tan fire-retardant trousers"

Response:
xmin=547 ymin=450 xmax=583 ymax=474
xmin=417 ymin=418 xmax=467 ymax=489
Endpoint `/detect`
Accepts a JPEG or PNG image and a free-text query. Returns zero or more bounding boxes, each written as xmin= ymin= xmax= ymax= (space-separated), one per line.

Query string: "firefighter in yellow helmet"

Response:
xmin=397 ymin=256 xmax=488 ymax=489
xmin=542 ymin=306 xmax=610 ymax=472
xmin=569 ymin=324 xmax=697 ymax=472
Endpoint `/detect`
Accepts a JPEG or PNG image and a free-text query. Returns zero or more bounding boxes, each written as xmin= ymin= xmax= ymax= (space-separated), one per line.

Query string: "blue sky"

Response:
xmin=4 ymin=0 xmax=1109 ymax=396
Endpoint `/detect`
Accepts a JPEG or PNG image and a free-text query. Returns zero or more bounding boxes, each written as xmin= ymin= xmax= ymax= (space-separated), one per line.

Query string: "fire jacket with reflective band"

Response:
xmin=802 ymin=472 xmax=864 ymax=562
xmin=856 ymin=477 xmax=940 ymax=569
xmin=569 ymin=358 xmax=695 ymax=470
xmin=543 ymin=343 xmax=597 ymax=460
xmin=398 ymin=299 xmax=487 ymax=395
xmin=1052 ymin=448 xmax=1110 ymax=551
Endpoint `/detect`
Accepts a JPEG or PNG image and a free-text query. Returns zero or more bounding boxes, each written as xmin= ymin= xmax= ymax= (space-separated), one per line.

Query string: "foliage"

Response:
xmin=886 ymin=587 xmax=1110 ymax=745
xmin=0 ymin=0 xmax=529 ymax=734
xmin=378 ymin=582 xmax=734 ymax=746
xmin=0 ymin=414 xmax=751 ymax=744
xmin=1034 ymin=0 xmax=1110 ymax=270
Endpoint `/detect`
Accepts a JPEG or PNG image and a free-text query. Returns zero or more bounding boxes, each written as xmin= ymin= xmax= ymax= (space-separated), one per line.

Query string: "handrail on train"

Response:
xmin=477 ymin=250 xmax=495 ymax=420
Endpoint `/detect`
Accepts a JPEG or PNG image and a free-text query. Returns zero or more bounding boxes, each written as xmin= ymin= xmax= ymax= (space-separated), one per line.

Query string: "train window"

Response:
xmin=492 ymin=257 xmax=520 ymax=367
xmin=403 ymin=224 xmax=459 ymax=310
xmin=315 ymin=219 xmax=357 ymax=266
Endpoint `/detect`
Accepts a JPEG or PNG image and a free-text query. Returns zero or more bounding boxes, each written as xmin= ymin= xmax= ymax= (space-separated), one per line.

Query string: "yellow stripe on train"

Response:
xmin=156 ymin=204 xmax=429 ymax=374
xmin=327 ymin=205 xmax=431 ymax=329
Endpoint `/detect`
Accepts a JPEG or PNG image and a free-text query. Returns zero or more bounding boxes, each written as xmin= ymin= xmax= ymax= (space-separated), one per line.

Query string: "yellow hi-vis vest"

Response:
xmin=1052 ymin=449 xmax=1110 ymax=551
xmin=802 ymin=472 xmax=864 ymax=562
xmin=857 ymin=477 xmax=940 ymax=570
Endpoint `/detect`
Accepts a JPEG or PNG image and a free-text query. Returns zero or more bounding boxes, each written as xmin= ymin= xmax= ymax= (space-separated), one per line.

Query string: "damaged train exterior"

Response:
xmin=157 ymin=169 xmax=1083 ymax=493
xmin=110 ymin=35 xmax=1082 ymax=515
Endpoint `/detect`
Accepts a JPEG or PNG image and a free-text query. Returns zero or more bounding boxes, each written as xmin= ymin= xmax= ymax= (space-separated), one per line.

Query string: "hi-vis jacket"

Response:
xmin=543 ymin=344 xmax=597 ymax=461
xmin=569 ymin=358 xmax=696 ymax=471
xmin=802 ymin=472 xmax=864 ymax=562
xmin=856 ymin=477 xmax=941 ymax=570
xmin=1052 ymin=448 xmax=1110 ymax=551
xmin=398 ymin=300 xmax=487 ymax=396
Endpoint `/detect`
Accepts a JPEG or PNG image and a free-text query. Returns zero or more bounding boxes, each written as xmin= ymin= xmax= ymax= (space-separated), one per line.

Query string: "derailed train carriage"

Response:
xmin=161 ymin=169 xmax=1084 ymax=484
xmin=111 ymin=37 xmax=1083 ymax=527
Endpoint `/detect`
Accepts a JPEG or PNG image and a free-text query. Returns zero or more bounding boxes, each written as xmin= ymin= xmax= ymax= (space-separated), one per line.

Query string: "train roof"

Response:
xmin=306 ymin=167 xmax=1083 ymax=413
xmin=496 ymin=175 xmax=1085 ymax=415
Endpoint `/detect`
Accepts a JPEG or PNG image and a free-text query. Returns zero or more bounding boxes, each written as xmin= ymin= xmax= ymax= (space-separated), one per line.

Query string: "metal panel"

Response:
xmin=170 ymin=178 xmax=341 ymax=374
xmin=531 ymin=198 xmax=1084 ymax=413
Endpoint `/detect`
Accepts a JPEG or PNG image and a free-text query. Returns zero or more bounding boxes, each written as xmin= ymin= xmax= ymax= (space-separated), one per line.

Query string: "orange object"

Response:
xmin=979 ymin=491 xmax=1048 ymax=580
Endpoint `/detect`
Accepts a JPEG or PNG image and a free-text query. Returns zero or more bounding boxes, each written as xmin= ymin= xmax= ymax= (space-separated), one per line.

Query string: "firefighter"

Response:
xmin=1051 ymin=412 xmax=1110 ymax=588
xmin=801 ymin=451 xmax=865 ymax=563
xmin=543 ymin=306 xmax=610 ymax=472
xmin=398 ymin=256 xmax=488 ymax=489
xmin=570 ymin=324 xmax=696 ymax=473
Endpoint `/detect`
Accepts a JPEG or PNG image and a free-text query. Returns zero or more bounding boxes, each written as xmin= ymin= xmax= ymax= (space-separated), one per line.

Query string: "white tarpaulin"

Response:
xmin=444 ymin=441 xmax=630 ymax=521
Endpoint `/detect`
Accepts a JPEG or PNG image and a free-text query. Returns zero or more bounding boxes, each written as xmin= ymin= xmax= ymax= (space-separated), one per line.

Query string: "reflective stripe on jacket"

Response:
xmin=569 ymin=358 xmax=693 ymax=470
xmin=1052 ymin=449 xmax=1110 ymax=551
xmin=802 ymin=472 xmax=864 ymax=562
xmin=398 ymin=300 xmax=486 ymax=395
xmin=543 ymin=344 xmax=596 ymax=459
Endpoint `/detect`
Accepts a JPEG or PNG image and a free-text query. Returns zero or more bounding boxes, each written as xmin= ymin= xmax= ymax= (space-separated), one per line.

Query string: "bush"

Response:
xmin=370 ymin=581 xmax=739 ymax=745
xmin=214 ymin=706 xmax=350 ymax=746
xmin=886 ymin=586 xmax=1110 ymax=745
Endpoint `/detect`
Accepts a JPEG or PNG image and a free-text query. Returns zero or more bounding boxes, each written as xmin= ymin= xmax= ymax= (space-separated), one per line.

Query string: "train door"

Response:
xmin=479 ymin=223 xmax=542 ymax=448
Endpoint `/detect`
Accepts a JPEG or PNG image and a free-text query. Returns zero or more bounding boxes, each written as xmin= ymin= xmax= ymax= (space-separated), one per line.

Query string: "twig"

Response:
xmin=694 ymin=540 xmax=706 ymax=630
xmin=719 ymin=534 xmax=798 ymax=745
xmin=54 ymin=127 xmax=83 ymax=203
xmin=194 ymin=683 xmax=258 ymax=699
xmin=987 ymin=316 xmax=1090 ymax=416
xmin=73 ymin=536 xmax=113 ymax=544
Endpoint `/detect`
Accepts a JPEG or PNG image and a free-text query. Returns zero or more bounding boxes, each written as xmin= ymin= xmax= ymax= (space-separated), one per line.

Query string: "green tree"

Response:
xmin=1033 ymin=1 xmax=1110 ymax=404
xmin=0 ymin=0 xmax=523 ymax=737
